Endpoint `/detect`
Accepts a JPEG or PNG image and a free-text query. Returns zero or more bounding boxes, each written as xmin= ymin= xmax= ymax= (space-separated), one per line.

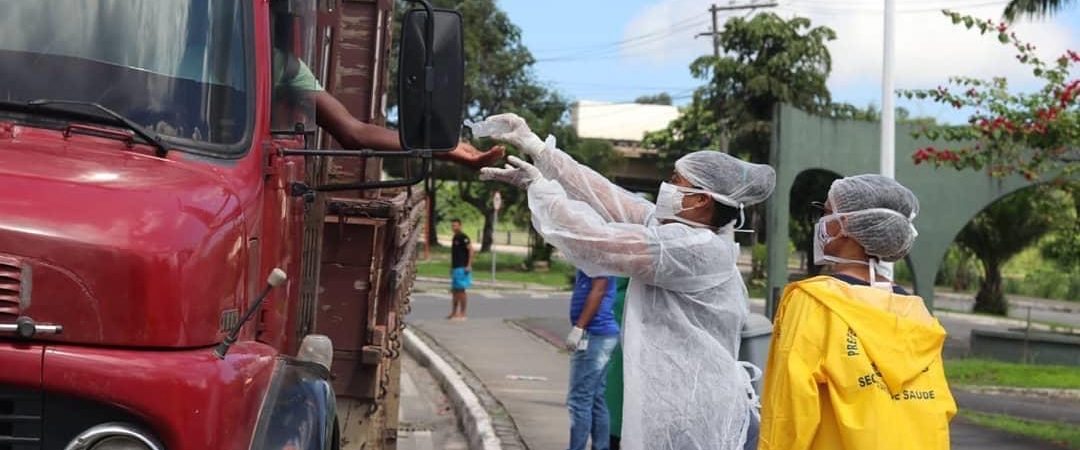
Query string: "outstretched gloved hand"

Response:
xmin=479 ymin=155 xmax=542 ymax=189
xmin=470 ymin=113 xmax=547 ymax=158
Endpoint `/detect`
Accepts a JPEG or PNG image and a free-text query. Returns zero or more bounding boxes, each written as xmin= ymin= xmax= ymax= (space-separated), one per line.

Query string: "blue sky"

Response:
xmin=499 ymin=0 xmax=1080 ymax=124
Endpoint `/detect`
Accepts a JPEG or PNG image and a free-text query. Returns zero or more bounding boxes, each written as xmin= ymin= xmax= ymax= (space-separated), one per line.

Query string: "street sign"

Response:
xmin=491 ymin=191 xmax=501 ymax=284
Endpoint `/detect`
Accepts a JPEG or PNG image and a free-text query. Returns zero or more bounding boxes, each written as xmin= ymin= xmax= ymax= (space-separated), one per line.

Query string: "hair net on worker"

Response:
xmin=498 ymin=132 xmax=759 ymax=448
xmin=828 ymin=174 xmax=920 ymax=262
xmin=674 ymin=151 xmax=776 ymax=207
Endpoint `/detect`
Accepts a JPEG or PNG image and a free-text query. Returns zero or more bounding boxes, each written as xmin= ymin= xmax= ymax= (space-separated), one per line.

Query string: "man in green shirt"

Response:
xmin=273 ymin=50 xmax=503 ymax=168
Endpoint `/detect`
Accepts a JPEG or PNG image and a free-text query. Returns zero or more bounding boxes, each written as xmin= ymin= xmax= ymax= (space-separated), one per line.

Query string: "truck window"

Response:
xmin=0 ymin=0 xmax=253 ymax=153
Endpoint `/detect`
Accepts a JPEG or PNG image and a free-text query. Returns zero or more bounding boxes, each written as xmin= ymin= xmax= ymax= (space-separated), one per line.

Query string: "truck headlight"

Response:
xmin=64 ymin=423 xmax=163 ymax=450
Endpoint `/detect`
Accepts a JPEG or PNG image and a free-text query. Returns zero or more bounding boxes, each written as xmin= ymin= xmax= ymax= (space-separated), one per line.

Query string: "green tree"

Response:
xmin=634 ymin=92 xmax=673 ymax=105
xmin=1039 ymin=182 xmax=1080 ymax=270
xmin=510 ymin=127 xmax=618 ymax=268
xmin=956 ymin=187 xmax=1066 ymax=315
xmin=644 ymin=13 xmax=836 ymax=167
xmin=644 ymin=13 xmax=836 ymax=251
xmin=1004 ymin=0 xmax=1075 ymax=22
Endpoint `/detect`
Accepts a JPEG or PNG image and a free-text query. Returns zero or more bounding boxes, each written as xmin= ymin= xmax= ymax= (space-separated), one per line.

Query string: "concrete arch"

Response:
xmin=765 ymin=105 xmax=1032 ymax=317
xmin=787 ymin=168 xmax=843 ymax=275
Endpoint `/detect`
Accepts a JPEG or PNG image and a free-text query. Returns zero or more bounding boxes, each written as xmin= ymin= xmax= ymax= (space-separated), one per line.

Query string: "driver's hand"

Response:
xmin=441 ymin=142 xmax=506 ymax=169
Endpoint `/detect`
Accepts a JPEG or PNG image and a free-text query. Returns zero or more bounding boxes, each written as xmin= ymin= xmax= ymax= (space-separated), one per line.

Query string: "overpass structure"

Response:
xmin=572 ymin=101 xmax=676 ymax=194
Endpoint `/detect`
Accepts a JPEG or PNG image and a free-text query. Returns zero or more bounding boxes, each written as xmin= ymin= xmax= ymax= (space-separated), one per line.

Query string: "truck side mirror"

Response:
xmin=397 ymin=6 xmax=465 ymax=152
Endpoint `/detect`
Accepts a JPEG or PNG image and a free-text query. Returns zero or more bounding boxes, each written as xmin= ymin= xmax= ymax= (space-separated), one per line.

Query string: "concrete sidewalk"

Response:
xmin=410 ymin=318 xmax=569 ymax=450
xmin=412 ymin=315 xmax=1065 ymax=450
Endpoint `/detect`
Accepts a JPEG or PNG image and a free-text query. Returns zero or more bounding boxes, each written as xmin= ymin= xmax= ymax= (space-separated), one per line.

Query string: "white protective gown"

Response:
xmin=527 ymin=144 xmax=754 ymax=450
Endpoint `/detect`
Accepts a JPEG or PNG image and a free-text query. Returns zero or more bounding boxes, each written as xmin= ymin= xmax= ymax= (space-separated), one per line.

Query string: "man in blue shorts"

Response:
xmin=448 ymin=219 xmax=474 ymax=320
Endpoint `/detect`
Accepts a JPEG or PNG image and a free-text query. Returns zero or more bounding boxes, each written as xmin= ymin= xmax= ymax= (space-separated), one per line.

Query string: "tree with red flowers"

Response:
xmin=900 ymin=10 xmax=1078 ymax=181
xmin=901 ymin=11 xmax=1078 ymax=315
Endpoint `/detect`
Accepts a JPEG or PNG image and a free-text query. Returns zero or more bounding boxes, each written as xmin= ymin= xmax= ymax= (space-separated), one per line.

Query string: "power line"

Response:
xmin=531 ymin=14 xmax=709 ymax=58
xmin=696 ymin=2 xmax=780 ymax=57
xmin=535 ymin=19 xmax=710 ymax=62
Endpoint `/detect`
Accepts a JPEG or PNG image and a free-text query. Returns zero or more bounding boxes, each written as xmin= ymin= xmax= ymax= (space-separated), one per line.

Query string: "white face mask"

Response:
xmin=655 ymin=182 xmax=746 ymax=231
xmin=654 ymin=182 xmax=688 ymax=221
xmin=812 ymin=214 xmax=894 ymax=289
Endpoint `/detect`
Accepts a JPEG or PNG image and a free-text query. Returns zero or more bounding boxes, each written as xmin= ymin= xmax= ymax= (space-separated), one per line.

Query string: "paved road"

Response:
xmin=406 ymin=289 xmax=1072 ymax=450
xmin=935 ymin=292 xmax=1080 ymax=329
xmin=410 ymin=288 xmax=988 ymax=354
xmin=408 ymin=289 xmax=570 ymax=321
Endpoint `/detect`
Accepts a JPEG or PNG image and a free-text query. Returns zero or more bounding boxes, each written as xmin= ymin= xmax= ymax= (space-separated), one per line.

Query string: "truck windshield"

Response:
xmin=0 ymin=0 xmax=251 ymax=150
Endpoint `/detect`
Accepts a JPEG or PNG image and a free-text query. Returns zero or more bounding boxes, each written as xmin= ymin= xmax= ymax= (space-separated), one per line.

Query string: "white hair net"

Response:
xmin=828 ymin=175 xmax=920 ymax=262
xmin=675 ymin=151 xmax=776 ymax=206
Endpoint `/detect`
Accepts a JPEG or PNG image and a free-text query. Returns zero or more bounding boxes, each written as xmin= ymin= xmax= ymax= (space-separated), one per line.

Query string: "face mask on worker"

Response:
xmin=655 ymin=182 xmax=745 ymax=231
xmin=812 ymin=213 xmax=895 ymax=289
xmin=812 ymin=213 xmax=894 ymax=291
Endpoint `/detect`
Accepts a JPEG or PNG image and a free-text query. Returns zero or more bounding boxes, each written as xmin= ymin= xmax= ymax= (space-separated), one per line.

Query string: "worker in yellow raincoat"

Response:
xmin=758 ymin=174 xmax=956 ymax=450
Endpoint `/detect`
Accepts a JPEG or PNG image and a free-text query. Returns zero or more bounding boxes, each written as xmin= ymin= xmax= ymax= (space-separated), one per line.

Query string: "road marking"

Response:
xmin=505 ymin=374 xmax=549 ymax=381
xmin=491 ymin=387 xmax=567 ymax=395
xmin=396 ymin=430 xmax=435 ymax=450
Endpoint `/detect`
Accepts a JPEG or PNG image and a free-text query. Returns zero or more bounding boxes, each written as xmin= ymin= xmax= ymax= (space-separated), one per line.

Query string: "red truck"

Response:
xmin=0 ymin=0 xmax=463 ymax=449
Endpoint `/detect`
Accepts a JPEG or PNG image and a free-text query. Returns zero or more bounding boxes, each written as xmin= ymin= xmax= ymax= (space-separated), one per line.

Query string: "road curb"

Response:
xmin=403 ymin=327 xmax=502 ymax=450
xmin=935 ymin=310 xmax=1059 ymax=330
xmin=957 ymin=385 xmax=1080 ymax=402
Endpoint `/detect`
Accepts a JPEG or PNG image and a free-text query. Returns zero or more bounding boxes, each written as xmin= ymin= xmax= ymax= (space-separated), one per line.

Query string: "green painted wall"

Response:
xmin=765 ymin=104 xmax=1031 ymax=316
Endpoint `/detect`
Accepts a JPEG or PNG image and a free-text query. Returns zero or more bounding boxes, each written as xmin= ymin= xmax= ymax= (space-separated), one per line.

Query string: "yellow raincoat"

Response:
xmin=758 ymin=276 xmax=957 ymax=450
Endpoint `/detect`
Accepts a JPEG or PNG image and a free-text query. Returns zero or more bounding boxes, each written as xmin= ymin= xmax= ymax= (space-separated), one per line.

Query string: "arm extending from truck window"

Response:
xmin=312 ymin=91 xmax=504 ymax=168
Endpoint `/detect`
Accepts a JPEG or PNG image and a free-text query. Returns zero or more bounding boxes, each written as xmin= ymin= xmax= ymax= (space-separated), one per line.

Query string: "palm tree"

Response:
xmin=1004 ymin=0 xmax=1074 ymax=22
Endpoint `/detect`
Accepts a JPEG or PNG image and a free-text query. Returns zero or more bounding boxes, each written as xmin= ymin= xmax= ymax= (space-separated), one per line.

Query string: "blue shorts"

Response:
xmin=451 ymin=267 xmax=472 ymax=291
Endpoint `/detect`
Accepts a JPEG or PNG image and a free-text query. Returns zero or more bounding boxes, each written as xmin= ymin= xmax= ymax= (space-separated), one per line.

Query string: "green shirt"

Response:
xmin=273 ymin=48 xmax=323 ymax=92
xmin=605 ymin=276 xmax=630 ymax=437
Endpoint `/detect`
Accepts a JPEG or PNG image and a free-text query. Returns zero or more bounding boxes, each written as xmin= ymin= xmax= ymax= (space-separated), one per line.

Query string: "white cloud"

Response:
xmin=622 ymin=0 xmax=1077 ymax=91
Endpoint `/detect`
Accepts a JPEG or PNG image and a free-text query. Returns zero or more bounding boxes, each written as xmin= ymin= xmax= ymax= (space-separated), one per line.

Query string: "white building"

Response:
xmin=571 ymin=100 xmax=681 ymax=192
xmin=571 ymin=100 xmax=680 ymax=144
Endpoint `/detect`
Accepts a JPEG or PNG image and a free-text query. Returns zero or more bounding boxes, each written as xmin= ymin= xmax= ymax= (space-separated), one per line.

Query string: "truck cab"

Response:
xmin=0 ymin=1 xmax=462 ymax=449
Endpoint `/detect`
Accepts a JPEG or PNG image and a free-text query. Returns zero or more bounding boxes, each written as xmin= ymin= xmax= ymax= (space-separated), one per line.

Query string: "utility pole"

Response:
xmin=709 ymin=5 xmax=720 ymax=58
xmin=696 ymin=2 xmax=779 ymax=58
xmin=696 ymin=2 xmax=777 ymax=154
